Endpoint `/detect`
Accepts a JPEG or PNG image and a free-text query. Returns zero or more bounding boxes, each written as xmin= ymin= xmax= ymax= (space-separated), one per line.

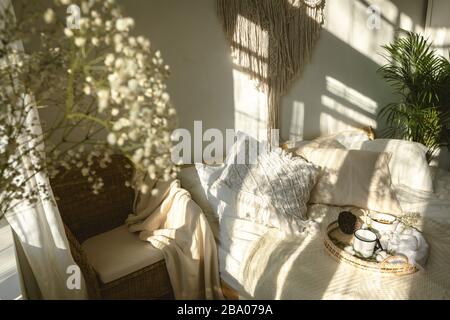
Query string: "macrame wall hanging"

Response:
xmin=217 ymin=0 xmax=325 ymax=144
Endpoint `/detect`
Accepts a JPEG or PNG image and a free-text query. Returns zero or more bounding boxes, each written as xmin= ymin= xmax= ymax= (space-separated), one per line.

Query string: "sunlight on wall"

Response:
xmin=289 ymin=101 xmax=305 ymax=141
xmin=232 ymin=15 xmax=269 ymax=140
xmin=326 ymin=76 xmax=378 ymax=116
xmin=399 ymin=12 xmax=413 ymax=31
xmin=233 ymin=69 xmax=268 ymax=140
xmin=426 ymin=28 xmax=450 ymax=59
xmin=425 ymin=0 xmax=450 ymax=59
xmin=321 ymin=95 xmax=377 ymax=134
xmin=324 ymin=0 xmax=398 ymax=65
xmin=320 ymin=75 xmax=378 ymax=134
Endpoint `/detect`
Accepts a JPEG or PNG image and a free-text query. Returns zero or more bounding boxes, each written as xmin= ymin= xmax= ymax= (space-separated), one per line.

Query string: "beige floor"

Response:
xmin=0 ymin=218 xmax=22 ymax=300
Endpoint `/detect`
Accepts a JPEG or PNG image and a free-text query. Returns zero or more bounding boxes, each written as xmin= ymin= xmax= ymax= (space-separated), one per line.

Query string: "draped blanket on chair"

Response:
xmin=126 ymin=179 xmax=224 ymax=300
xmin=217 ymin=0 xmax=325 ymax=142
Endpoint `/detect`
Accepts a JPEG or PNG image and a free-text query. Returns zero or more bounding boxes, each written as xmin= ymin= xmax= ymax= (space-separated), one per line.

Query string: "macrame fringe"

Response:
xmin=217 ymin=0 xmax=325 ymax=144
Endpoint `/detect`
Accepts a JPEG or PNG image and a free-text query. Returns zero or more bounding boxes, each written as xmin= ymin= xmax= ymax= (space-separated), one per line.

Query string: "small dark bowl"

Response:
xmin=338 ymin=211 xmax=357 ymax=235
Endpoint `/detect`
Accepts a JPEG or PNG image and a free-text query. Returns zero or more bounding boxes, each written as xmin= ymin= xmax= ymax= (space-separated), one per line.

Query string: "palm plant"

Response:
xmin=378 ymin=31 xmax=450 ymax=161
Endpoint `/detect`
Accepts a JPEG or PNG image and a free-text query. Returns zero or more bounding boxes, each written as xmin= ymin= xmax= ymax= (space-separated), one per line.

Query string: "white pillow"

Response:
xmin=328 ymin=129 xmax=373 ymax=148
xmin=177 ymin=164 xmax=224 ymax=239
xmin=298 ymin=147 xmax=403 ymax=216
xmin=348 ymin=139 xmax=433 ymax=193
xmin=178 ymin=164 xmax=224 ymax=214
xmin=217 ymin=132 xmax=319 ymax=231
xmin=208 ymin=180 xmax=307 ymax=235
xmin=282 ymin=128 xmax=372 ymax=150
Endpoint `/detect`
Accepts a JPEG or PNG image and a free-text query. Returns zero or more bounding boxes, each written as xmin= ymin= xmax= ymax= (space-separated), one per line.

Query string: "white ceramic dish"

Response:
xmin=369 ymin=212 xmax=398 ymax=233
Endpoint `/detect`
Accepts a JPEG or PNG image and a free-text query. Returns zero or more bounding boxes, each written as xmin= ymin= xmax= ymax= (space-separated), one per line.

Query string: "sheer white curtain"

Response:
xmin=1 ymin=0 xmax=87 ymax=299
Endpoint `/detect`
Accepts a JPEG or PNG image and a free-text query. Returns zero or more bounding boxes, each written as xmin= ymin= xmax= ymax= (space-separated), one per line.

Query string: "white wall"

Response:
xmin=121 ymin=0 xmax=235 ymax=139
xmin=282 ymin=0 xmax=427 ymax=140
xmin=120 ymin=0 xmax=429 ymax=142
xmin=426 ymin=0 xmax=450 ymax=58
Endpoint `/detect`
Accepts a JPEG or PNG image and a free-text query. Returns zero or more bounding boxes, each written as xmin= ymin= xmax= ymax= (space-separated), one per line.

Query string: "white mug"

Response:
xmin=353 ymin=229 xmax=378 ymax=258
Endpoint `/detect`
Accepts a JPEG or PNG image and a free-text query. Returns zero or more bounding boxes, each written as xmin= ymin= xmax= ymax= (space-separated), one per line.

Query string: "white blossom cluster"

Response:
xmin=0 ymin=0 xmax=178 ymax=216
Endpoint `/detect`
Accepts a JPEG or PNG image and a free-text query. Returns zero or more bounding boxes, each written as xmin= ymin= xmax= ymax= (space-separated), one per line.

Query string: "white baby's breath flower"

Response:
xmin=64 ymin=28 xmax=74 ymax=38
xmin=129 ymin=37 xmax=137 ymax=47
xmin=75 ymin=37 xmax=86 ymax=47
xmin=91 ymin=37 xmax=100 ymax=46
xmin=83 ymin=85 xmax=92 ymax=95
xmin=137 ymin=36 xmax=145 ymax=45
xmin=107 ymin=133 xmax=117 ymax=145
xmin=115 ymin=18 xmax=128 ymax=32
xmin=113 ymin=118 xmax=131 ymax=130
xmin=127 ymin=18 xmax=135 ymax=28
xmin=140 ymin=184 xmax=149 ymax=194
xmin=97 ymin=89 xmax=110 ymax=111
xmin=105 ymin=20 xmax=113 ymax=31
xmin=105 ymin=54 xmax=115 ymax=66
xmin=127 ymin=79 xmax=138 ymax=91
xmin=111 ymin=108 xmax=119 ymax=116
xmin=81 ymin=168 xmax=89 ymax=177
xmin=78 ymin=18 xmax=90 ymax=30
xmin=129 ymin=130 xmax=138 ymax=141
xmin=113 ymin=33 xmax=123 ymax=44
xmin=161 ymin=92 xmax=170 ymax=102
xmin=43 ymin=9 xmax=55 ymax=24
xmin=114 ymin=58 xmax=124 ymax=68
xmin=0 ymin=0 xmax=178 ymax=212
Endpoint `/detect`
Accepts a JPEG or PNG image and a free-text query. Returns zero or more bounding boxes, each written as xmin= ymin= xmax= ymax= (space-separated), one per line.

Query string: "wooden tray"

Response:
xmin=324 ymin=221 xmax=418 ymax=275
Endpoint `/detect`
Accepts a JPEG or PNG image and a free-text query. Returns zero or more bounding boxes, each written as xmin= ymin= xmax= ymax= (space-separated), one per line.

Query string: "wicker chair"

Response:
xmin=51 ymin=155 xmax=173 ymax=299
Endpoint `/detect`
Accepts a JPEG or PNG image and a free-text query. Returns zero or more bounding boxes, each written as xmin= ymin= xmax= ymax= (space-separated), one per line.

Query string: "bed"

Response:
xmin=218 ymin=168 xmax=450 ymax=299
xmin=178 ymin=131 xmax=450 ymax=300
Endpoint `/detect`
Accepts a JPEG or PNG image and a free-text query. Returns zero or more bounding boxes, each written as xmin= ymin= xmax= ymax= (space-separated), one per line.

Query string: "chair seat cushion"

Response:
xmin=82 ymin=225 xmax=164 ymax=284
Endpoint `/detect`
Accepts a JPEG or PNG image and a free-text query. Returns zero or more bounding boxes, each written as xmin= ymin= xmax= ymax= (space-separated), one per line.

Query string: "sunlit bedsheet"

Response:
xmin=218 ymin=169 xmax=450 ymax=299
xmin=395 ymin=168 xmax=450 ymax=223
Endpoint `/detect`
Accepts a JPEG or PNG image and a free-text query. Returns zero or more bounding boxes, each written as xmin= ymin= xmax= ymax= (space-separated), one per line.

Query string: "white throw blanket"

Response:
xmin=220 ymin=204 xmax=450 ymax=299
xmin=126 ymin=178 xmax=224 ymax=300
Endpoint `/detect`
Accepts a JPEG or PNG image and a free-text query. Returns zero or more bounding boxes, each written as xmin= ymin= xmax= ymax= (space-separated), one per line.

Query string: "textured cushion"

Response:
xmin=298 ymin=147 xmax=403 ymax=216
xmin=216 ymin=132 xmax=319 ymax=232
xmin=348 ymin=139 xmax=434 ymax=193
xmin=82 ymin=225 xmax=164 ymax=284
xmin=209 ymin=180 xmax=308 ymax=234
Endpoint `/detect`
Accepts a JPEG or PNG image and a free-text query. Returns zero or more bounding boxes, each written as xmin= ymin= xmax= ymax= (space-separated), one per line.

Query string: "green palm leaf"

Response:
xmin=378 ymin=32 xmax=450 ymax=162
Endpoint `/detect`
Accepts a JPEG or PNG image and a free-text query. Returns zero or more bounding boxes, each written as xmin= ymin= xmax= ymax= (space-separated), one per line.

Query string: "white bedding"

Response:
xmin=218 ymin=168 xmax=450 ymax=299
